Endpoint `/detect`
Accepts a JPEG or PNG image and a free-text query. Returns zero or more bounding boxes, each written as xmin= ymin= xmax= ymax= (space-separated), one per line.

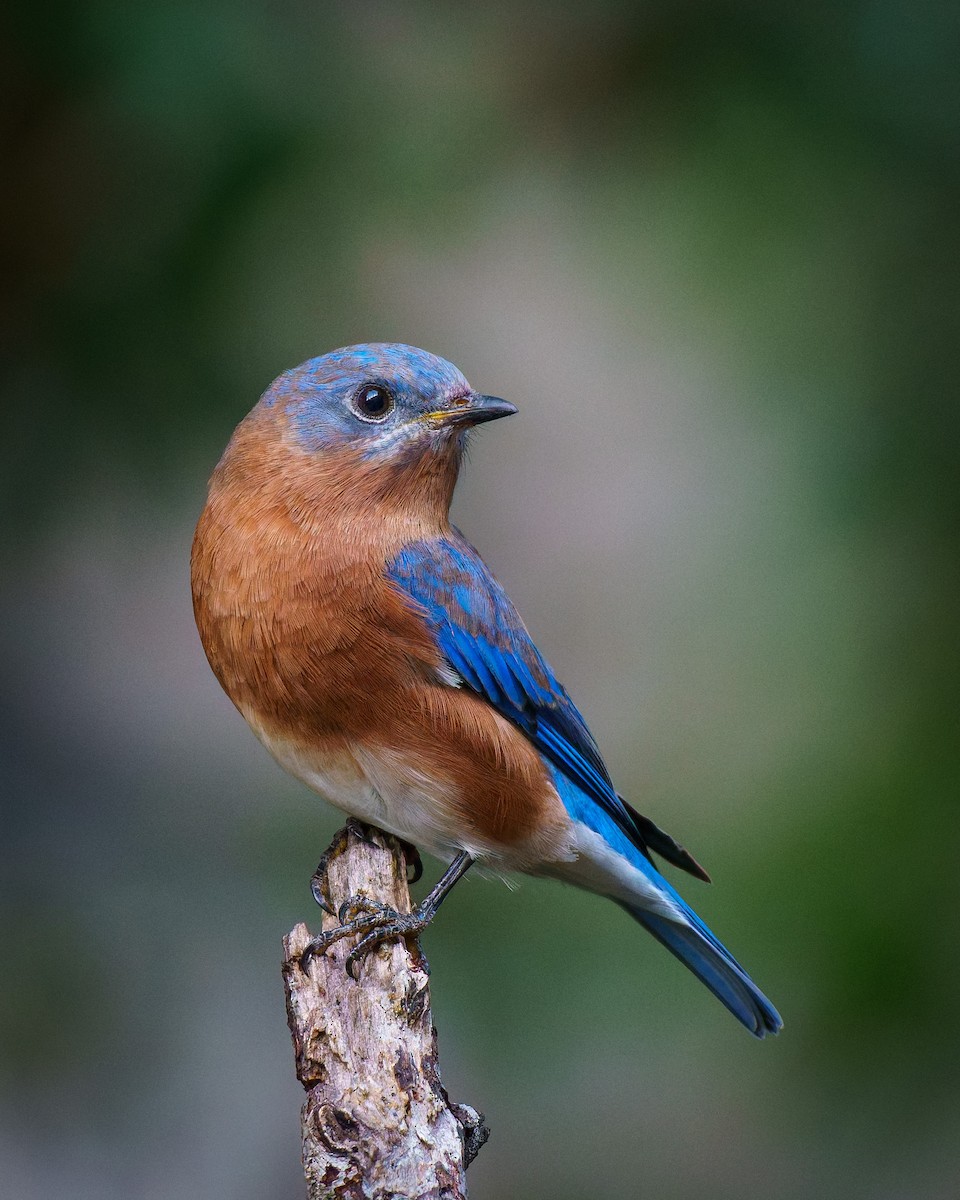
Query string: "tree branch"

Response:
xmin=281 ymin=823 xmax=489 ymax=1199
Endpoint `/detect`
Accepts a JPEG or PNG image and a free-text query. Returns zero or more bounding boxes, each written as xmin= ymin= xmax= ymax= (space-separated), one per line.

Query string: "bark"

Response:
xmin=281 ymin=824 xmax=488 ymax=1199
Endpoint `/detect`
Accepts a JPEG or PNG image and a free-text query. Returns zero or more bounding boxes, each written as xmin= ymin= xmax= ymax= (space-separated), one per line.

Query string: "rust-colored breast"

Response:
xmin=191 ymin=405 xmax=571 ymax=863
xmin=191 ymin=408 xmax=443 ymax=742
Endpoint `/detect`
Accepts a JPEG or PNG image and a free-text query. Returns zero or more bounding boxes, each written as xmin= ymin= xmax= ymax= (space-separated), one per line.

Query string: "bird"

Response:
xmin=191 ymin=342 xmax=782 ymax=1038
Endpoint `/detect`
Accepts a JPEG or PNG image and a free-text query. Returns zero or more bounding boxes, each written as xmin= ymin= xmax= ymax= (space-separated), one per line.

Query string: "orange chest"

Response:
xmin=191 ymin=412 xmax=459 ymax=743
xmin=191 ymin=505 xmax=439 ymax=741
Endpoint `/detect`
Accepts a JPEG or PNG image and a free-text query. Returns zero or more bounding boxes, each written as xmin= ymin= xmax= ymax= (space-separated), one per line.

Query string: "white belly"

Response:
xmin=246 ymin=715 xmax=489 ymax=861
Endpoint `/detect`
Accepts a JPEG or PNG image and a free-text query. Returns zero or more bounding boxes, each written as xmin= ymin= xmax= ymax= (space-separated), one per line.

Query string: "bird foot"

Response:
xmin=309 ymin=819 xmax=375 ymax=913
xmin=303 ymin=845 xmax=473 ymax=979
xmin=398 ymin=838 xmax=424 ymax=884
xmin=300 ymin=894 xmax=435 ymax=980
xmin=309 ymin=821 xmax=422 ymax=913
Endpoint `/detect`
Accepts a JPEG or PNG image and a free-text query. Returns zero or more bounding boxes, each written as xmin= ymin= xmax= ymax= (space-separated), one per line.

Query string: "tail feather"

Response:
xmin=621 ymin=902 xmax=783 ymax=1038
xmin=547 ymin=766 xmax=782 ymax=1037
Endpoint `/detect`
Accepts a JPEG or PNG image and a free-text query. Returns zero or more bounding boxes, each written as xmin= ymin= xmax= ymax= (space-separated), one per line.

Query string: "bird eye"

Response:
xmin=351 ymin=384 xmax=395 ymax=422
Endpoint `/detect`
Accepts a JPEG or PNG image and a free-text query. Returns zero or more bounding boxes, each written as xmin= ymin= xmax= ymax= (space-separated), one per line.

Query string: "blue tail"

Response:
xmin=621 ymin=899 xmax=783 ymax=1038
xmin=547 ymin=765 xmax=782 ymax=1037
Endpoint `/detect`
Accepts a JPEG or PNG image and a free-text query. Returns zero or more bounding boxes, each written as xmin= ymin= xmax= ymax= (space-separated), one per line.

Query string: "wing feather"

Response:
xmin=388 ymin=534 xmax=696 ymax=872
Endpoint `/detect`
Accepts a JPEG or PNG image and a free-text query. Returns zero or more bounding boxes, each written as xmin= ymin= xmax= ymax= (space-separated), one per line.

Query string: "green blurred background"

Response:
xmin=4 ymin=2 xmax=959 ymax=1197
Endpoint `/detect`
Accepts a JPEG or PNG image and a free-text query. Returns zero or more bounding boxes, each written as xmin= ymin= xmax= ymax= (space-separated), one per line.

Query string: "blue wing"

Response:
xmin=388 ymin=534 xmax=698 ymax=874
xmin=388 ymin=534 xmax=781 ymax=1037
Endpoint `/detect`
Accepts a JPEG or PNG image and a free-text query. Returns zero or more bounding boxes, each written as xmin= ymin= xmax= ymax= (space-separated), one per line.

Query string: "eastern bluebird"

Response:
xmin=191 ymin=343 xmax=782 ymax=1038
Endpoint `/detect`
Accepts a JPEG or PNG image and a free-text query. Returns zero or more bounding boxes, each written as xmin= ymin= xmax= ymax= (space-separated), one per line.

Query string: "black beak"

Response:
xmin=439 ymin=393 xmax=518 ymax=427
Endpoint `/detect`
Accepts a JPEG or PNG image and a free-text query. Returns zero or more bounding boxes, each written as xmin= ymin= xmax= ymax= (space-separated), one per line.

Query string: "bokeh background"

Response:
xmin=4 ymin=3 xmax=959 ymax=1197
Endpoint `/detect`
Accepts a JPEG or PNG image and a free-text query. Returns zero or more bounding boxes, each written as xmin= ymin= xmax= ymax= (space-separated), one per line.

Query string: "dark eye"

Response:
xmin=351 ymin=384 xmax=395 ymax=422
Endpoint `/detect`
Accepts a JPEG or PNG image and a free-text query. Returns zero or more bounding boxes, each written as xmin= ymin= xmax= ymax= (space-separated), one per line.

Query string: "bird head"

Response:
xmin=261 ymin=343 xmax=516 ymax=463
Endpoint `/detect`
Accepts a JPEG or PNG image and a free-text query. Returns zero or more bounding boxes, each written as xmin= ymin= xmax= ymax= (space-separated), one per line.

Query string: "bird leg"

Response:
xmin=301 ymin=850 xmax=475 ymax=980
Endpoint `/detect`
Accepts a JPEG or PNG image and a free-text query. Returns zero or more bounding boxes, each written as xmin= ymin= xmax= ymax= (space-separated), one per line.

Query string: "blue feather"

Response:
xmin=624 ymin=906 xmax=783 ymax=1037
xmin=549 ymin=766 xmax=782 ymax=1037
xmin=388 ymin=533 xmax=647 ymax=852
xmin=387 ymin=534 xmax=782 ymax=1037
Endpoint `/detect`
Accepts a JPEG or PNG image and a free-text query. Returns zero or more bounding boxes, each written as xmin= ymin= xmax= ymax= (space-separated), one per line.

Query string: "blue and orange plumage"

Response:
xmin=191 ymin=343 xmax=782 ymax=1038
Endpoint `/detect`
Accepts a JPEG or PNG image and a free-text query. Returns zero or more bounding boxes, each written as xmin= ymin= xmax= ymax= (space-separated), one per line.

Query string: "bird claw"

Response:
xmin=309 ymin=825 xmax=352 ymax=914
xmin=299 ymin=910 xmax=379 ymax=970
xmin=309 ymin=819 xmax=384 ymax=914
xmin=346 ymin=816 xmax=382 ymax=850
xmin=337 ymin=894 xmax=390 ymax=924
xmin=301 ymin=838 xmax=472 ymax=979
xmin=300 ymin=901 xmax=433 ymax=978
xmin=398 ymin=838 xmax=424 ymax=884
xmin=344 ymin=908 xmax=433 ymax=979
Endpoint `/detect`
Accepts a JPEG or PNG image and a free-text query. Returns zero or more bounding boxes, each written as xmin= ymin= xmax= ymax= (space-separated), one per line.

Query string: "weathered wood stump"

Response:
xmin=281 ymin=823 xmax=488 ymax=1199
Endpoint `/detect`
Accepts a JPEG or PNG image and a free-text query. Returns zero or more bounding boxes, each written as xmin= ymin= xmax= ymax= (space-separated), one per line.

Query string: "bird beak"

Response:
xmin=424 ymin=393 xmax=518 ymax=428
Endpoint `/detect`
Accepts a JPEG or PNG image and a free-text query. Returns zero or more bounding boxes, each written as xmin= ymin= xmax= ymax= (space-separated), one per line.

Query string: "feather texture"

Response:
xmin=388 ymin=534 xmax=705 ymax=878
